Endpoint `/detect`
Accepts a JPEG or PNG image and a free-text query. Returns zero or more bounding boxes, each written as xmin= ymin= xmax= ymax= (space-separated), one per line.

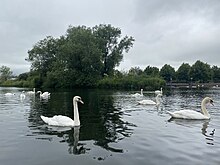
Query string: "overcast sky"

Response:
xmin=1 ymin=0 xmax=220 ymax=75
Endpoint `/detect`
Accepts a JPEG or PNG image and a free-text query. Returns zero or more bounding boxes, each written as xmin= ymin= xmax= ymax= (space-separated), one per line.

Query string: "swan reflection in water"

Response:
xmin=38 ymin=126 xmax=87 ymax=155
xmin=168 ymin=119 xmax=215 ymax=145
xmin=201 ymin=121 xmax=215 ymax=145
xmin=69 ymin=126 xmax=87 ymax=155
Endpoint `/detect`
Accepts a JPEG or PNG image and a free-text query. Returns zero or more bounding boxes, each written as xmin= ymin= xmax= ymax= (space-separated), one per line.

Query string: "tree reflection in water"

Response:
xmin=27 ymin=90 xmax=136 ymax=155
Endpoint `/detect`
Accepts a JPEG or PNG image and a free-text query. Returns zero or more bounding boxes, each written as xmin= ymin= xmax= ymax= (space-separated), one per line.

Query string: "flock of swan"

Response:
xmin=4 ymin=88 xmax=51 ymax=100
xmin=2 ymin=87 xmax=214 ymax=127
xmin=41 ymin=88 xmax=214 ymax=127
xmin=132 ymin=88 xmax=213 ymax=120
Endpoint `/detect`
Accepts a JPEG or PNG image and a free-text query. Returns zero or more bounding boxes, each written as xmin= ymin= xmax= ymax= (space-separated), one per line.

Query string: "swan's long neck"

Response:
xmin=156 ymin=95 xmax=160 ymax=105
xmin=201 ymin=99 xmax=210 ymax=117
xmin=141 ymin=89 xmax=143 ymax=95
xmin=73 ymin=100 xmax=80 ymax=126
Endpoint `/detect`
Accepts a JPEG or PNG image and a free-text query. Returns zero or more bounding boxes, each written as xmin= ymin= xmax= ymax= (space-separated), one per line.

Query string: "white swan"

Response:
xmin=41 ymin=96 xmax=84 ymax=127
xmin=4 ymin=92 xmax=15 ymax=96
xmin=137 ymin=93 xmax=162 ymax=105
xmin=167 ymin=97 xmax=213 ymax=119
xmin=20 ymin=91 xmax=26 ymax=100
xmin=155 ymin=87 xmax=162 ymax=95
xmin=37 ymin=91 xmax=50 ymax=99
xmin=27 ymin=88 xmax=36 ymax=95
xmin=132 ymin=89 xmax=143 ymax=97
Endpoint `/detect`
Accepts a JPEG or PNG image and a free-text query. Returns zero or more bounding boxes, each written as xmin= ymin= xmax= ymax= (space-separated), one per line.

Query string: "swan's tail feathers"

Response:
xmin=40 ymin=115 xmax=50 ymax=124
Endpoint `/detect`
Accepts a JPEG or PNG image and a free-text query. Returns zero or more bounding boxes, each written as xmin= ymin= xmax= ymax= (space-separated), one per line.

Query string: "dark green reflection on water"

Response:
xmin=27 ymin=89 xmax=135 ymax=154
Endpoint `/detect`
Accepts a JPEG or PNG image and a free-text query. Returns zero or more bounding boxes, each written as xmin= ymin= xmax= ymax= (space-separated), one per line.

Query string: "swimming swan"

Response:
xmin=41 ymin=96 xmax=84 ymax=127
xmin=37 ymin=91 xmax=50 ymax=99
xmin=155 ymin=87 xmax=162 ymax=95
xmin=20 ymin=91 xmax=26 ymax=100
xmin=132 ymin=89 xmax=143 ymax=97
xmin=27 ymin=88 xmax=36 ymax=95
xmin=167 ymin=97 xmax=213 ymax=120
xmin=4 ymin=93 xmax=15 ymax=96
xmin=137 ymin=93 xmax=162 ymax=105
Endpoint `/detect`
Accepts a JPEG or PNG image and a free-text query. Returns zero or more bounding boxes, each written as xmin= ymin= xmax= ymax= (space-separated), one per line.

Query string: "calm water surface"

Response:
xmin=0 ymin=87 xmax=220 ymax=165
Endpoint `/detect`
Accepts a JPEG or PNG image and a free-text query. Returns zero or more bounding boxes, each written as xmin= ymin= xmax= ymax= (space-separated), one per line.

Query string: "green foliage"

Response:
xmin=97 ymin=75 xmax=165 ymax=90
xmin=25 ymin=24 xmax=134 ymax=88
xmin=212 ymin=66 xmax=220 ymax=82
xmin=176 ymin=63 xmax=191 ymax=82
xmin=0 ymin=65 xmax=13 ymax=82
xmin=2 ymin=24 xmax=220 ymax=89
xmin=160 ymin=64 xmax=176 ymax=82
xmin=18 ymin=72 xmax=29 ymax=81
xmin=27 ymin=36 xmax=59 ymax=76
xmin=93 ymin=24 xmax=135 ymax=76
xmin=128 ymin=67 xmax=143 ymax=76
xmin=143 ymin=66 xmax=160 ymax=77
xmin=189 ymin=60 xmax=211 ymax=83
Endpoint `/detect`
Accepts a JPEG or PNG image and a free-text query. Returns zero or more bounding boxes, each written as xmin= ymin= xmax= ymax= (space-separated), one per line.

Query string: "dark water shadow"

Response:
xmin=27 ymin=89 xmax=136 ymax=154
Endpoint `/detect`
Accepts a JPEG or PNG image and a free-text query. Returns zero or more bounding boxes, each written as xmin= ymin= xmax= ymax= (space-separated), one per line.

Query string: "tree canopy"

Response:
xmin=0 ymin=66 xmax=13 ymax=82
xmin=26 ymin=24 xmax=135 ymax=88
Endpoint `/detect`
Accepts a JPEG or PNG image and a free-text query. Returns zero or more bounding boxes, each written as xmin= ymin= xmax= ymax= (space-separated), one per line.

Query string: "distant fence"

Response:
xmin=166 ymin=82 xmax=220 ymax=89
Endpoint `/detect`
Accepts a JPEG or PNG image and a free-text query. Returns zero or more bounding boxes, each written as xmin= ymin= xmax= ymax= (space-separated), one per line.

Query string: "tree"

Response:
xmin=176 ymin=63 xmax=191 ymax=82
xmin=160 ymin=64 xmax=176 ymax=82
xmin=27 ymin=36 xmax=59 ymax=73
xmin=93 ymin=24 xmax=135 ymax=76
xmin=26 ymin=24 xmax=135 ymax=88
xmin=0 ymin=65 xmax=13 ymax=82
xmin=190 ymin=60 xmax=211 ymax=83
xmin=53 ymin=25 xmax=103 ymax=87
xmin=26 ymin=36 xmax=59 ymax=80
xmin=128 ymin=67 xmax=143 ymax=76
xmin=212 ymin=65 xmax=220 ymax=82
xmin=143 ymin=65 xmax=160 ymax=77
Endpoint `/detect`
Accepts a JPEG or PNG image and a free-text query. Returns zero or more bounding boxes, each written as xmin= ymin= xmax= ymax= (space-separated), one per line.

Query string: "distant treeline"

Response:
xmin=1 ymin=24 xmax=220 ymax=90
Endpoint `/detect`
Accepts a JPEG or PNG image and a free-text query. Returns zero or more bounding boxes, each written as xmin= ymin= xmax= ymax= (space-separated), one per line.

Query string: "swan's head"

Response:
xmin=203 ymin=97 xmax=214 ymax=106
xmin=73 ymin=96 xmax=84 ymax=104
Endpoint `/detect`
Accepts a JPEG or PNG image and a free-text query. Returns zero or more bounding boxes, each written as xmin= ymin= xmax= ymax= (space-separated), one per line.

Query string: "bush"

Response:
xmin=97 ymin=75 xmax=165 ymax=90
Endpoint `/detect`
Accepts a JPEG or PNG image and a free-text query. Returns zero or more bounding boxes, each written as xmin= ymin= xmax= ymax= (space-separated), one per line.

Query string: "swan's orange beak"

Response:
xmin=80 ymin=100 xmax=84 ymax=104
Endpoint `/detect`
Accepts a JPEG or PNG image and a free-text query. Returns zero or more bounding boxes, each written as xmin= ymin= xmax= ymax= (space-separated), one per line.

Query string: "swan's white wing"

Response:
xmin=155 ymin=90 xmax=160 ymax=94
xmin=27 ymin=91 xmax=35 ymax=94
xmin=138 ymin=99 xmax=156 ymax=105
xmin=167 ymin=110 xmax=209 ymax=119
xmin=41 ymin=115 xmax=74 ymax=127
xmin=132 ymin=93 xmax=142 ymax=97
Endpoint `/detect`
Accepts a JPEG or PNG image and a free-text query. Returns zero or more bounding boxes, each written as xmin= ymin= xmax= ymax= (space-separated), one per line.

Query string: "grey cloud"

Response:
xmin=0 ymin=0 xmax=220 ymax=74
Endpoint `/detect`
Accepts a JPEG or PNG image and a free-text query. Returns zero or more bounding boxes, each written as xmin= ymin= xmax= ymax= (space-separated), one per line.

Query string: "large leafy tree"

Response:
xmin=176 ymin=63 xmax=191 ymax=82
xmin=26 ymin=36 xmax=59 ymax=78
xmin=93 ymin=24 xmax=135 ymax=76
xmin=26 ymin=24 xmax=135 ymax=88
xmin=160 ymin=64 xmax=176 ymax=82
xmin=53 ymin=26 xmax=103 ymax=87
xmin=143 ymin=65 xmax=160 ymax=77
xmin=190 ymin=60 xmax=211 ymax=83
xmin=0 ymin=65 xmax=13 ymax=82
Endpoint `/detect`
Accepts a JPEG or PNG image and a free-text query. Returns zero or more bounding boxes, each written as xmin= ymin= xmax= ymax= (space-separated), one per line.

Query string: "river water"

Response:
xmin=0 ymin=87 xmax=220 ymax=165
